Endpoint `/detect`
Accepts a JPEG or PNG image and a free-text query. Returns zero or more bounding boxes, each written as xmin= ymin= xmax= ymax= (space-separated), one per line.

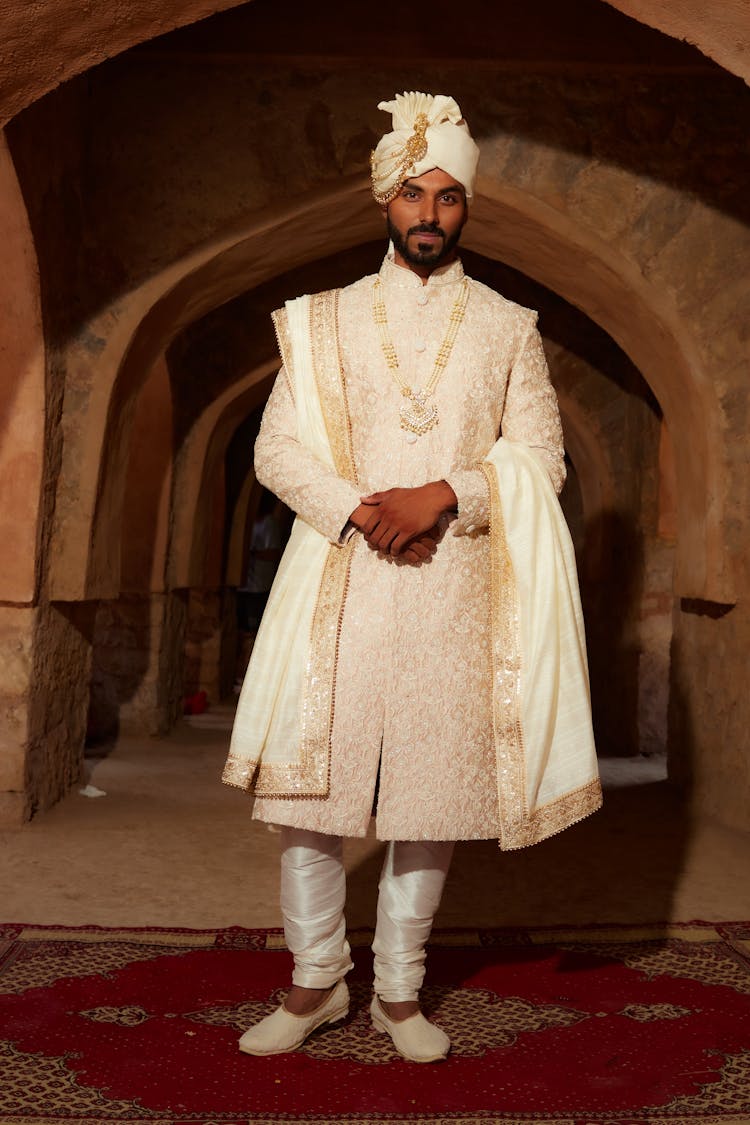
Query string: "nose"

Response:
xmin=419 ymin=196 xmax=438 ymax=225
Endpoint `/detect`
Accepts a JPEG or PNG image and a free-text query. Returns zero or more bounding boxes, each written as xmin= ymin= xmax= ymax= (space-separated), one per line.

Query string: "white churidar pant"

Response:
xmin=279 ymin=827 xmax=455 ymax=1001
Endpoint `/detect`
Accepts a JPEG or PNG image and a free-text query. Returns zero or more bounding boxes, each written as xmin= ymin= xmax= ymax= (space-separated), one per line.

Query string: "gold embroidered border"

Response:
xmin=254 ymin=540 xmax=354 ymax=799
xmin=222 ymin=751 xmax=259 ymax=791
xmin=271 ymin=305 xmax=293 ymax=377
xmin=482 ymin=459 xmax=602 ymax=850
xmin=309 ymin=289 xmax=359 ymax=486
xmin=254 ymin=289 xmax=358 ymax=800
xmin=502 ymin=777 xmax=603 ymax=851
xmin=480 ymin=461 xmax=527 ymax=850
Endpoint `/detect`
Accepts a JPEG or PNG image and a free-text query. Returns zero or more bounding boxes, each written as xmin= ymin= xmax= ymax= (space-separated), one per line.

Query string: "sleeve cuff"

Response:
xmin=444 ymin=469 xmax=490 ymax=536
xmin=321 ymin=480 xmax=363 ymax=545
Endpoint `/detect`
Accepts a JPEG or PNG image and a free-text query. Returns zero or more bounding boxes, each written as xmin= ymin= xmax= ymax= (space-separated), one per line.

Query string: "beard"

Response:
xmin=387 ymin=216 xmax=463 ymax=268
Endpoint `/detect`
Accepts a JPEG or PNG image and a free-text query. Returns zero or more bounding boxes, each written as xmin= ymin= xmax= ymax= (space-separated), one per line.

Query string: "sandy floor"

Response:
xmin=2 ymin=703 xmax=749 ymax=929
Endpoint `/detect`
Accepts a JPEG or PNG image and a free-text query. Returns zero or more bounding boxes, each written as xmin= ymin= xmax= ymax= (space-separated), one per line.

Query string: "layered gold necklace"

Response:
xmin=372 ymin=276 xmax=470 ymax=438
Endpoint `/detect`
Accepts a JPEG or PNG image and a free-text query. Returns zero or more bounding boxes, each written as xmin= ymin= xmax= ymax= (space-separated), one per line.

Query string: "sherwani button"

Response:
xmin=417 ymin=293 xmax=428 ymax=306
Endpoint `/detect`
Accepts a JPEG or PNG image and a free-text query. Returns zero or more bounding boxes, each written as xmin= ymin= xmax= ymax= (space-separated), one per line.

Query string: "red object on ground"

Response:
xmin=183 ymin=690 xmax=208 ymax=715
xmin=0 ymin=922 xmax=749 ymax=1122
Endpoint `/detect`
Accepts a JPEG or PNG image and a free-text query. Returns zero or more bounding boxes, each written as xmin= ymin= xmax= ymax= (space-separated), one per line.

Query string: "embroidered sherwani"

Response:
xmin=225 ymin=253 xmax=598 ymax=842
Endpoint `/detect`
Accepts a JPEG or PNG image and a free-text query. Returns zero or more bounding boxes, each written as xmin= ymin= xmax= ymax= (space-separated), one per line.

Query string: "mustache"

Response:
xmin=408 ymin=224 xmax=445 ymax=238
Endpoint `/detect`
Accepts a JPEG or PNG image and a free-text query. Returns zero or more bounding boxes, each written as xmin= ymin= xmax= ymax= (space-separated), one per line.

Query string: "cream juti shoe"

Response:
xmin=238 ymin=980 xmax=349 ymax=1055
xmin=370 ymin=995 xmax=450 ymax=1062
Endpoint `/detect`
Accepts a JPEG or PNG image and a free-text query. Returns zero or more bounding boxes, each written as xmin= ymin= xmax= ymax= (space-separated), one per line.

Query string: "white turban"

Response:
xmin=370 ymin=91 xmax=479 ymax=206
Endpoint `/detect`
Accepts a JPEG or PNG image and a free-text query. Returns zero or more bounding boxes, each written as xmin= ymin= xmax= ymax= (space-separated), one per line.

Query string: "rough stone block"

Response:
xmin=567 ymin=163 xmax=645 ymax=246
xmin=0 ymin=606 xmax=34 ymax=696
xmin=0 ymin=790 xmax=29 ymax=829
xmin=0 ymin=744 xmax=25 ymax=790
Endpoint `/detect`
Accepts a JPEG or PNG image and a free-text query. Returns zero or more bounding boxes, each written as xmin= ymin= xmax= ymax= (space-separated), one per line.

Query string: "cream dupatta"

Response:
xmin=481 ymin=439 xmax=601 ymax=849
xmin=222 ymin=290 xmax=356 ymax=798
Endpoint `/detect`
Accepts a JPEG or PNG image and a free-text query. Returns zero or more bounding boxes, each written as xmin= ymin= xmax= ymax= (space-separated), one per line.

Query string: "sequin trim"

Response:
xmin=271 ymin=306 xmax=293 ymax=378
xmin=311 ymin=289 xmax=359 ymax=489
xmin=254 ymin=290 xmax=358 ymax=800
xmin=481 ymin=462 xmax=602 ymax=849
xmin=222 ymin=753 xmax=257 ymax=790
xmin=254 ymin=541 xmax=355 ymax=799
xmin=510 ymin=777 xmax=603 ymax=850
xmin=480 ymin=462 xmax=527 ymax=848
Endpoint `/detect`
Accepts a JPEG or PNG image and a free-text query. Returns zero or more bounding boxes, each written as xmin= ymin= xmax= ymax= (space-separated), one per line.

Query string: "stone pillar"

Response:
xmin=184 ymin=587 xmax=237 ymax=703
xmin=88 ymin=590 xmax=187 ymax=740
xmin=0 ymin=606 xmax=36 ymax=826
xmin=0 ymin=600 xmax=96 ymax=827
xmin=28 ymin=601 xmax=97 ymax=815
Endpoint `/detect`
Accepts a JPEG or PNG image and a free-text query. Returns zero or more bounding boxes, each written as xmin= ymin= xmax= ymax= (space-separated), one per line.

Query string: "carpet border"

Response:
xmin=2 ymin=919 xmax=749 ymax=950
xmin=2 ymin=1114 xmax=750 ymax=1125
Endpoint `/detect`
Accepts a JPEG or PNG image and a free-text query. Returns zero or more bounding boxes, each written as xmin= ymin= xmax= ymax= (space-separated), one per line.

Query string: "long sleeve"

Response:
xmin=500 ymin=317 xmax=566 ymax=494
xmin=254 ymin=365 xmax=362 ymax=544
xmin=446 ymin=314 xmax=565 ymax=536
xmin=444 ymin=468 xmax=491 ymax=536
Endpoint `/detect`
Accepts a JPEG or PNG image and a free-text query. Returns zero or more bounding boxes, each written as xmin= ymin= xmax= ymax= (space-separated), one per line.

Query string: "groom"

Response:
xmin=224 ymin=90 xmax=601 ymax=1061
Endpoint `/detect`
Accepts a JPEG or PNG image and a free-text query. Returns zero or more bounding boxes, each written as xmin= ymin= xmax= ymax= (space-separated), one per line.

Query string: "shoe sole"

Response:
xmin=238 ymin=1005 xmax=349 ymax=1056
xmin=370 ymin=1014 xmax=449 ymax=1063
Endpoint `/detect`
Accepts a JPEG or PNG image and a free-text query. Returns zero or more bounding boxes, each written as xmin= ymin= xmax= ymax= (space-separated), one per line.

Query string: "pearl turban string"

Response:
xmin=370 ymin=91 xmax=480 ymax=206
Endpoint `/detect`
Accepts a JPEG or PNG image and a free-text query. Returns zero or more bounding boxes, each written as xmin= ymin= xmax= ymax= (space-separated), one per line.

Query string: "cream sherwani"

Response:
xmin=225 ymin=253 xmax=600 ymax=842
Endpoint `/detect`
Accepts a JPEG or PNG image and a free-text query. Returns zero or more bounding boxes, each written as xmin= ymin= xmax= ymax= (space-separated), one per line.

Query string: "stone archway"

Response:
xmin=46 ymin=179 xmax=377 ymax=602
xmin=169 ymin=360 xmax=278 ymax=591
xmin=468 ymin=181 xmax=726 ymax=601
xmin=0 ymin=0 xmax=747 ymax=132
xmin=173 ymin=367 xmax=278 ymax=706
xmin=601 ymin=0 xmax=750 ymax=82
xmin=47 ymin=179 xmax=727 ymax=611
xmin=0 ymin=135 xmax=44 ymax=605
xmin=0 ymin=135 xmax=47 ymax=823
xmin=65 ymin=189 xmax=695 ymax=763
xmin=6 ymin=153 xmax=738 ymax=822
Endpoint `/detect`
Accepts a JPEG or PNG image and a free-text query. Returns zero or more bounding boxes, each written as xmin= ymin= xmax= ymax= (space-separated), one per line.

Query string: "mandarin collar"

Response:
xmin=378 ymin=252 xmax=465 ymax=291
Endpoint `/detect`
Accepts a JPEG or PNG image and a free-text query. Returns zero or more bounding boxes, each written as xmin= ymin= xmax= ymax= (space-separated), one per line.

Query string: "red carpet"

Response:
xmin=1 ymin=922 xmax=750 ymax=1124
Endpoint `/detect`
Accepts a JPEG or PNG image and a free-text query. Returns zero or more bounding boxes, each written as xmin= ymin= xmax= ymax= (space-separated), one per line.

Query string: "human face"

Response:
xmin=383 ymin=168 xmax=468 ymax=278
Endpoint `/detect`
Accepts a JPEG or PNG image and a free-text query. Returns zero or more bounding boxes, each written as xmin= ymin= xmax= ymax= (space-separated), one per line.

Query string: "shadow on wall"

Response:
xmin=581 ymin=509 xmax=644 ymax=758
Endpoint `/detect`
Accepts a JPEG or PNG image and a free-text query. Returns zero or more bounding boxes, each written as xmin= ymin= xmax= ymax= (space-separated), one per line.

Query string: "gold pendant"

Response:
xmin=400 ymin=395 xmax=439 ymax=436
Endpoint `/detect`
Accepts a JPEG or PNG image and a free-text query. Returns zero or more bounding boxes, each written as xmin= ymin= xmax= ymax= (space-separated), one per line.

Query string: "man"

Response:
xmin=223 ymin=91 xmax=601 ymax=1062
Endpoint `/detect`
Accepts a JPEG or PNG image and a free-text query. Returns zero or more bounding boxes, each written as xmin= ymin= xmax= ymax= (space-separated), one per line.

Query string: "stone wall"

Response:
xmin=183 ymin=588 xmax=237 ymax=705
xmin=0 ymin=607 xmax=36 ymax=825
xmin=5 ymin=49 xmax=742 ymax=606
xmin=669 ymin=600 xmax=749 ymax=832
xmin=88 ymin=592 xmax=186 ymax=740
xmin=0 ymin=1 xmax=747 ymax=132
xmin=27 ymin=602 xmax=96 ymax=818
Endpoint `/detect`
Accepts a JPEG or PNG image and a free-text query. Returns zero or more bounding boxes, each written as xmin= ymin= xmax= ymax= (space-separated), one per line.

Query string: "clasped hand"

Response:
xmin=349 ymin=481 xmax=457 ymax=564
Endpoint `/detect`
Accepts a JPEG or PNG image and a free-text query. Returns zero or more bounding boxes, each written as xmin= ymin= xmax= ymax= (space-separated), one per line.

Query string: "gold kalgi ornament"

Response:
xmin=370 ymin=112 xmax=431 ymax=206
xmin=372 ymin=277 xmax=470 ymax=437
